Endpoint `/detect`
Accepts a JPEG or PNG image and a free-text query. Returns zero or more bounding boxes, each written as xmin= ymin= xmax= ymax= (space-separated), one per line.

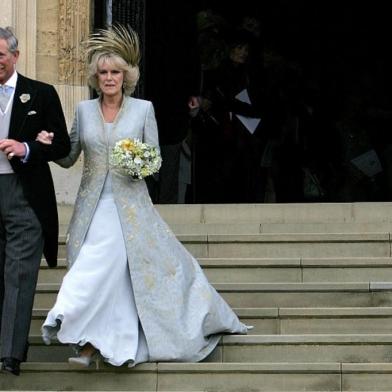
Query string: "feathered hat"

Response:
xmin=84 ymin=24 xmax=140 ymax=67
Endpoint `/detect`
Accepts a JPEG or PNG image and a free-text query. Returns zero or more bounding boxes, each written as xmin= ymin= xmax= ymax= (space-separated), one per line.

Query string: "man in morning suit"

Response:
xmin=0 ymin=27 xmax=70 ymax=376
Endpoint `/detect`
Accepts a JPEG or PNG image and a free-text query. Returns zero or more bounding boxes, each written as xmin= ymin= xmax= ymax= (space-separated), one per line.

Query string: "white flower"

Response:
xmin=19 ymin=93 xmax=30 ymax=103
xmin=109 ymin=138 xmax=162 ymax=180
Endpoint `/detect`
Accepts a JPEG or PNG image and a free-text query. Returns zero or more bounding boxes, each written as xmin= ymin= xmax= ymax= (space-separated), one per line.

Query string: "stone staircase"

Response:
xmin=2 ymin=202 xmax=392 ymax=391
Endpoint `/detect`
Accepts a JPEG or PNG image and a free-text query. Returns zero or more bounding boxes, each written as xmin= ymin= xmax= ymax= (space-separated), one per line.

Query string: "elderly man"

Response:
xmin=0 ymin=26 xmax=70 ymax=375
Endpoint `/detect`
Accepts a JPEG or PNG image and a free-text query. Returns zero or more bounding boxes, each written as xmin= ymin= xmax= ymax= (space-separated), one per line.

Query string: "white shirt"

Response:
xmin=0 ymin=71 xmax=29 ymax=161
xmin=0 ymin=71 xmax=17 ymax=115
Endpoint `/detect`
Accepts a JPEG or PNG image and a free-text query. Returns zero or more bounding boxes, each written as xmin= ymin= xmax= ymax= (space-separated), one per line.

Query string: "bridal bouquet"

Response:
xmin=110 ymin=138 xmax=162 ymax=180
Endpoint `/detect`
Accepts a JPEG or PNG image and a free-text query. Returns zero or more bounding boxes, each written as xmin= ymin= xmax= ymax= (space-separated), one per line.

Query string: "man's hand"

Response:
xmin=188 ymin=96 xmax=201 ymax=118
xmin=0 ymin=139 xmax=26 ymax=160
xmin=188 ymin=96 xmax=200 ymax=111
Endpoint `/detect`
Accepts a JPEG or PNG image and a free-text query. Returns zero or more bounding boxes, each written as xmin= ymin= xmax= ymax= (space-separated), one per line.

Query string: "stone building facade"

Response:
xmin=1 ymin=0 xmax=90 ymax=204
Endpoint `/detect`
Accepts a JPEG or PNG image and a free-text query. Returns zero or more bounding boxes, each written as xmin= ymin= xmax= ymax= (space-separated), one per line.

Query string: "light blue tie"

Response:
xmin=0 ymin=85 xmax=13 ymax=112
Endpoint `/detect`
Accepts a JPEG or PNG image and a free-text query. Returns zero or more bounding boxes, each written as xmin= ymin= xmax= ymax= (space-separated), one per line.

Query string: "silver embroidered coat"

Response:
xmin=58 ymin=97 xmax=247 ymax=362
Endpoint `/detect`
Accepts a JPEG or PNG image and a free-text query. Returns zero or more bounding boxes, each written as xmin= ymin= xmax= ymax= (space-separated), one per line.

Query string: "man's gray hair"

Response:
xmin=0 ymin=27 xmax=18 ymax=53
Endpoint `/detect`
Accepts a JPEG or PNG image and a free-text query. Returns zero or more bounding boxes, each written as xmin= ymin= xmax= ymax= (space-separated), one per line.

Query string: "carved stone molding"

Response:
xmin=8 ymin=0 xmax=37 ymax=78
xmin=0 ymin=0 xmax=14 ymax=27
xmin=58 ymin=0 xmax=90 ymax=85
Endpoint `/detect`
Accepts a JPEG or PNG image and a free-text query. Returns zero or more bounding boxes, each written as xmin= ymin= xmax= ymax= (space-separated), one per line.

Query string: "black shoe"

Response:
xmin=1 ymin=357 xmax=21 ymax=376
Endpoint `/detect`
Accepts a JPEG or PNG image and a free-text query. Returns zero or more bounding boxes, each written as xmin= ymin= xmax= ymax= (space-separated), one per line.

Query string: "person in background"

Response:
xmin=196 ymin=28 xmax=264 ymax=202
xmin=145 ymin=1 xmax=201 ymax=203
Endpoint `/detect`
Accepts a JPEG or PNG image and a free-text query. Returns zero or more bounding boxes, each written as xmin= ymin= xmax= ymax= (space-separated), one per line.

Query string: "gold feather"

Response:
xmin=84 ymin=24 xmax=140 ymax=67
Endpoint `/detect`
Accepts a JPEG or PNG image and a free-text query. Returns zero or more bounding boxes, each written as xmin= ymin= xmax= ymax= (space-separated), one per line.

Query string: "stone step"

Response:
xmin=23 ymin=334 xmax=392 ymax=364
xmin=259 ymin=222 xmax=392 ymax=234
xmin=219 ymin=334 xmax=392 ymax=364
xmin=0 ymin=361 xmax=337 ymax=391
xmin=202 ymin=233 xmax=391 ymax=258
xmin=29 ymin=307 xmax=392 ymax=336
xmin=55 ymin=233 xmax=391 ymax=259
xmin=60 ymin=222 xmax=392 ymax=236
xmin=33 ymin=282 xmax=392 ymax=308
xmin=58 ymin=202 xmax=392 ymax=225
xmin=149 ymin=222 xmax=392 ymax=235
xmin=38 ymin=257 xmax=392 ymax=284
xmin=272 ymin=307 xmax=392 ymax=335
xmin=203 ymin=257 xmax=392 ymax=283
xmin=3 ymin=360 xmax=392 ymax=391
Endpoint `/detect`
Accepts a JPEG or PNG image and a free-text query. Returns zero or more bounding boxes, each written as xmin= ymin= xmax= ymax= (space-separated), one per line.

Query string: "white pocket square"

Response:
xmin=27 ymin=110 xmax=37 ymax=115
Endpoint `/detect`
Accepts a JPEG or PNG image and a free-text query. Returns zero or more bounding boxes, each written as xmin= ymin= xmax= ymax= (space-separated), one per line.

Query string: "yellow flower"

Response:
xmin=141 ymin=168 xmax=149 ymax=177
xmin=110 ymin=137 xmax=162 ymax=180
xmin=121 ymin=139 xmax=135 ymax=152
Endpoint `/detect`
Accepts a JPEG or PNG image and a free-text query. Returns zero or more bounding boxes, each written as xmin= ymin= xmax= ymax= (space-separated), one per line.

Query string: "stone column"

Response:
xmin=15 ymin=0 xmax=37 ymax=78
xmin=37 ymin=0 xmax=90 ymax=127
xmin=1 ymin=0 xmax=90 ymax=206
xmin=36 ymin=0 xmax=91 ymax=204
xmin=0 ymin=0 xmax=36 ymax=78
xmin=0 ymin=0 xmax=14 ymax=28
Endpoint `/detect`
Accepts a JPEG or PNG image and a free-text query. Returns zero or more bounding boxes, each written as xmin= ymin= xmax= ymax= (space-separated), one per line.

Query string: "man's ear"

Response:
xmin=13 ymin=50 xmax=20 ymax=64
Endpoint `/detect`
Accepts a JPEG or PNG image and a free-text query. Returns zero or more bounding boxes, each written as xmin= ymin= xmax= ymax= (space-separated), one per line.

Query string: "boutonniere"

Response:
xmin=19 ymin=94 xmax=30 ymax=103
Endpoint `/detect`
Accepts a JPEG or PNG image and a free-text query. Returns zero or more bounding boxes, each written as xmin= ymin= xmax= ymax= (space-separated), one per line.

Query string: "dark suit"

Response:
xmin=0 ymin=73 xmax=70 ymax=361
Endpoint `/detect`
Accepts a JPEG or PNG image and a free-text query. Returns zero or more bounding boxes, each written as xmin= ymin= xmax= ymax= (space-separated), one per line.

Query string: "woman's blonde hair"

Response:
xmin=88 ymin=52 xmax=140 ymax=96
xmin=84 ymin=25 xmax=141 ymax=96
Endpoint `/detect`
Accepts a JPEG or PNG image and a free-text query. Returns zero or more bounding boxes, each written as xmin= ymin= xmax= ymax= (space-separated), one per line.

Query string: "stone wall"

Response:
xmin=1 ymin=0 xmax=91 ymax=204
xmin=39 ymin=0 xmax=90 ymax=204
xmin=0 ymin=1 xmax=13 ymax=26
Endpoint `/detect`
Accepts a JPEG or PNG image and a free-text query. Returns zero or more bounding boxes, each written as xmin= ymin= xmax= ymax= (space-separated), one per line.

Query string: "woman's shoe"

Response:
xmin=42 ymin=335 xmax=51 ymax=346
xmin=68 ymin=355 xmax=92 ymax=367
xmin=68 ymin=353 xmax=99 ymax=369
xmin=68 ymin=344 xmax=98 ymax=368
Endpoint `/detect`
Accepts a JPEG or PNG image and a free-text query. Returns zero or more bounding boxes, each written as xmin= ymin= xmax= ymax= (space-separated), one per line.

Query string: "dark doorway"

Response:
xmin=95 ymin=1 xmax=392 ymax=203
